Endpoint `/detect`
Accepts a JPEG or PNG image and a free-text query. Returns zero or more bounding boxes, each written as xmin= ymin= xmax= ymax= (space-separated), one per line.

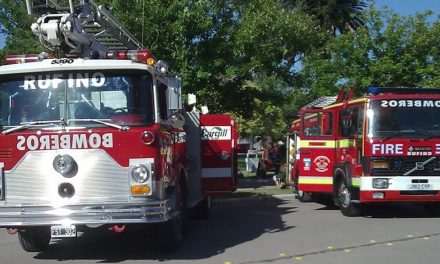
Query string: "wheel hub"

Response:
xmin=339 ymin=184 xmax=351 ymax=207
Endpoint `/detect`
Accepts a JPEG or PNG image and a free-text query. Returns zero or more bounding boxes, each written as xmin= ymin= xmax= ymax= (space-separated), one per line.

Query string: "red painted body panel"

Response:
xmin=0 ymin=124 xmax=162 ymax=170
xmin=200 ymin=114 xmax=238 ymax=194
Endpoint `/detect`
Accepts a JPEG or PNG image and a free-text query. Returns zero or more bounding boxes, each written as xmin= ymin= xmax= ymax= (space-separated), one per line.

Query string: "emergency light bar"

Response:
xmin=5 ymin=54 xmax=40 ymax=65
xmin=4 ymin=49 xmax=158 ymax=66
xmin=367 ymin=87 xmax=440 ymax=95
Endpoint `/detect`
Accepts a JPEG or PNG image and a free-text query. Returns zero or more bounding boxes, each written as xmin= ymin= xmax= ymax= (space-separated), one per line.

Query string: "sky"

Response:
xmin=0 ymin=1 xmax=440 ymax=49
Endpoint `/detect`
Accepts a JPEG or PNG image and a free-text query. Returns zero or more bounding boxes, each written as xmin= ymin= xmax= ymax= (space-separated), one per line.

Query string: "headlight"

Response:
xmin=373 ymin=178 xmax=389 ymax=189
xmin=131 ymin=164 xmax=150 ymax=183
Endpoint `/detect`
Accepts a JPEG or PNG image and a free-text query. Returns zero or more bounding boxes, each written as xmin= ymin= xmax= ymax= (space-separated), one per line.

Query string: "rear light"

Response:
xmin=106 ymin=49 xmax=156 ymax=65
xmin=5 ymin=54 xmax=39 ymax=65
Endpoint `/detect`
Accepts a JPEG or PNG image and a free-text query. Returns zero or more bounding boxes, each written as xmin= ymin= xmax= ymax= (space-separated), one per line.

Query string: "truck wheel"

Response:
xmin=159 ymin=184 xmax=187 ymax=252
xmin=293 ymin=175 xmax=313 ymax=202
xmin=190 ymin=197 xmax=211 ymax=220
xmin=297 ymin=190 xmax=313 ymax=202
xmin=256 ymin=162 xmax=267 ymax=178
xmin=18 ymin=226 xmax=51 ymax=252
xmin=337 ymin=178 xmax=362 ymax=217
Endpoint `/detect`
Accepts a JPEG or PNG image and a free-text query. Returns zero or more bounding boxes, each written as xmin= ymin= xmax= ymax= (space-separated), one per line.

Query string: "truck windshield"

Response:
xmin=0 ymin=70 xmax=153 ymax=130
xmin=367 ymin=99 xmax=440 ymax=139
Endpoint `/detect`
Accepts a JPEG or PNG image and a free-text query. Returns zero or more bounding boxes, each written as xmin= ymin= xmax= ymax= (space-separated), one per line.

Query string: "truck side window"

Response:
xmin=302 ymin=111 xmax=333 ymax=137
xmin=339 ymin=107 xmax=363 ymax=137
xmin=158 ymin=82 xmax=168 ymax=120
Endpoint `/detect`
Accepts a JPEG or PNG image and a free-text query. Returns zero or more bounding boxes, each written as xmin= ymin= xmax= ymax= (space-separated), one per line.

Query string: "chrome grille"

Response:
xmin=5 ymin=149 xmax=129 ymax=206
xmin=371 ymin=157 xmax=440 ymax=176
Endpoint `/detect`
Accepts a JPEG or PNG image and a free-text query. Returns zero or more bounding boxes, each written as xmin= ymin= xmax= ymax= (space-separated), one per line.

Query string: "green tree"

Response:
xmin=109 ymin=0 xmax=324 ymax=139
xmin=296 ymin=0 xmax=368 ymax=35
xmin=0 ymin=0 xmax=40 ymax=64
xmin=301 ymin=7 xmax=440 ymax=97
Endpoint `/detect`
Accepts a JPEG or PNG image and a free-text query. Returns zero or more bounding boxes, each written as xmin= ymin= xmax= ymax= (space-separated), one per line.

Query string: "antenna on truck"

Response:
xmin=25 ymin=0 xmax=144 ymax=57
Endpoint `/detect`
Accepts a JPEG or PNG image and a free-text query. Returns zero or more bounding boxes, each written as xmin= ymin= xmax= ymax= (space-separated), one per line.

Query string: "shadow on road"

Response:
xmin=312 ymin=198 xmax=440 ymax=219
xmin=34 ymin=197 xmax=296 ymax=262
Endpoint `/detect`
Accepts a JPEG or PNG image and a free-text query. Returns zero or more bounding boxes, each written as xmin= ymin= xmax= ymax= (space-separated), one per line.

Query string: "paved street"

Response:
xmin=1 ymin=195 xmax=440 ymax=264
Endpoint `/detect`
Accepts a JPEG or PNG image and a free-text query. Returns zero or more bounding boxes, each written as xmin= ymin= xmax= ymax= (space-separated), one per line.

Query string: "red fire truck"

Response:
xmin=0 ymin=0 xmax=237 ymax=252
xmin=288 ymin=87 xmax=440 ymax=216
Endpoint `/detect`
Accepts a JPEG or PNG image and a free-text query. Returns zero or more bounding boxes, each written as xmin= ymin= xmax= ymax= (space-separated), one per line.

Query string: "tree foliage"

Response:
xmin=301 ymin=7 xmax=440 ymax=97
xmin=0 ymin=0 xmax=40 ymax=63
xmin=3 ymin=1 xmax=440 ymax=141
xmin=296 ymin=0 xmax=368 ymax=35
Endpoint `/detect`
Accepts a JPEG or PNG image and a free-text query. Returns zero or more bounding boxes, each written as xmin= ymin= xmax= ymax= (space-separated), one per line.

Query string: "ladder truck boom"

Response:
xmin=25 ymin=0 xmax=144 ymax=57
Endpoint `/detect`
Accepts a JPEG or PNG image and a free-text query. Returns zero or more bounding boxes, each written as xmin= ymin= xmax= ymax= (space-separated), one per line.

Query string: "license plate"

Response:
xmin=407 ymin=183 xmax=433 ymax=190
xmin=51 ymin=225 xmax=76 ymax=238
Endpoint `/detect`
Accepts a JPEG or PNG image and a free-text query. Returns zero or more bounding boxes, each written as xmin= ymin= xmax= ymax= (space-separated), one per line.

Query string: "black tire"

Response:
xmin=18 ymin=226 xmax=51 ymax=252
xmin=336 ymin=177 xmax=362 ymax=217
xmin=297 ymin=189 xmax=313 ymax=202
xmin=158 ymin=183 xmax=187 ymax=252
xmin=190 ymin=197 xmax=211 ymax=220
xmin=159 ymin=217 xmax=183 ymax=252
xmin=293 ymin=174 xmax=313 ymax=202
xmin=256 ymin=162 xmax=267 ymax=178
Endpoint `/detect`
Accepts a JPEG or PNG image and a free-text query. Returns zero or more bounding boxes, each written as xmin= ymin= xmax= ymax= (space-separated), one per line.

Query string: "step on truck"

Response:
xmin=0 ymin=0 xmax=238 ymax=252
xmin=288 ymin=87 xmax=440 ymax=216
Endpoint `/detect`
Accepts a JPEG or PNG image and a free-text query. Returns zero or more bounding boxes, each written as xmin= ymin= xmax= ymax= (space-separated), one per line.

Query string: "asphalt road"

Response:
xmin=1 ymin=196 xmax=440 ymax=264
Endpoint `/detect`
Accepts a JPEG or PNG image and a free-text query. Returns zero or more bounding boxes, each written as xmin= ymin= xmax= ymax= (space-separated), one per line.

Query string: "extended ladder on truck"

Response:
xmin=25 ymin=0 xmax=144 ymax=57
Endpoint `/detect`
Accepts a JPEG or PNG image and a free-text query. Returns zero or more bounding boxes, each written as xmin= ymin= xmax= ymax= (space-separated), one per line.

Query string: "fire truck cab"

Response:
xmin=0 ymin=0 xmax=238 ymax=252
xmin=289 ymin=87 xmax=440 ymax=216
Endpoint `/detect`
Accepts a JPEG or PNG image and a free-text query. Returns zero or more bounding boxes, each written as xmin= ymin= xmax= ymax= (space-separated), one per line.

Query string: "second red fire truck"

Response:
xmin=288 ymin=87 xmax=440 ymax=216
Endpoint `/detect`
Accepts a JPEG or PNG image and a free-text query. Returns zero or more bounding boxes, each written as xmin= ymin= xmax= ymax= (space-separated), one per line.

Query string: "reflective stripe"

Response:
xmin=299 ymin=176 xmax=333 ymax=185
xmin=352 ymin=178 xmax=361 ymax=187
xmin=300 ymin=139 xmax=357 ymax=148
xmin=300 ymin=140 xmax=336 ymax=148
xmin=337 ymin=139 xmax=356 ymax=148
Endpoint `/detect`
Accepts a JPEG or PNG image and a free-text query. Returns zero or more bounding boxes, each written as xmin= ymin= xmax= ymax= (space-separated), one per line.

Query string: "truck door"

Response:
xmin=200 ymin=114 xmax=238 ymax=194
xmin=298 ymin=110 xmax=336 ymax=193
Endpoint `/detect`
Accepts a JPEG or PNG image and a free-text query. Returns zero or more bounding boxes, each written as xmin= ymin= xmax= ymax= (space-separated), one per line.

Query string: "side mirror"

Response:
xmin=167 ymin=76 xmax=182 ymax=110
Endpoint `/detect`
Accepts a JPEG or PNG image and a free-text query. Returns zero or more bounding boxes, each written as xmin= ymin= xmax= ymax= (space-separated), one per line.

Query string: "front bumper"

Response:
xmin=0 ymin=200 xmax=171 ymax=227
xmin=359 ymin=176 xmax=440 ymax=202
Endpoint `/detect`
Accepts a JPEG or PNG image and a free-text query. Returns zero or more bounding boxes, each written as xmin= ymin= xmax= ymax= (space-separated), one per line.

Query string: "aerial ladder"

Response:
xmin=25 ymin=0 xmax=144 ymax=58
